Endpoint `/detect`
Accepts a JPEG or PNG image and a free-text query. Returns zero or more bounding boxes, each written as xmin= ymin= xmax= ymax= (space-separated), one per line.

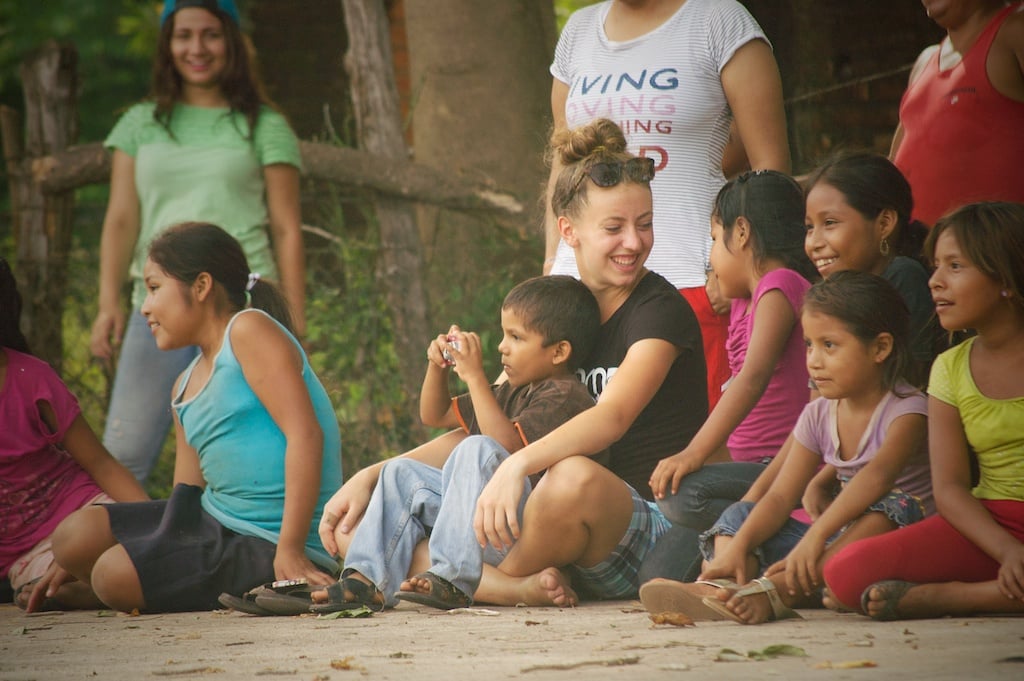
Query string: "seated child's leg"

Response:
xmin=424 ymin=435 xmax=531 ymax=600
xmin=656 ymin=462 xmax=767 ymax=530
xmin=51 ymin=505 xmax=119 ymax=585
xmin=699 ymin=501 xmax=810 ymax=578
xmin=342 ymin=458 xmax=444 ymax=607
xmin=824 ymin=500 xmax=1024 ymax=613
xmin=90 ymin=544 xmax=145 ymax=612
xmin=638 ymin=524 xmax=704 ymax=584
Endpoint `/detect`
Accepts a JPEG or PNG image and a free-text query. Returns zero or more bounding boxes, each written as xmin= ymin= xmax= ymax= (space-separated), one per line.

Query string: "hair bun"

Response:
xmin=551 ymin=118 xmax=628 ymax=165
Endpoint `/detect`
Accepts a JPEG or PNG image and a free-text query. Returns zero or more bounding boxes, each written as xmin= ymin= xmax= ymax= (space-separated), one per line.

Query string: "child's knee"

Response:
xmin=51 ymin=506 xmax=111 ymax=569
xmin=91 ymin=546 xmax=144 ymax=612
xmin=534 ymin=458 xmax=617 ymax=510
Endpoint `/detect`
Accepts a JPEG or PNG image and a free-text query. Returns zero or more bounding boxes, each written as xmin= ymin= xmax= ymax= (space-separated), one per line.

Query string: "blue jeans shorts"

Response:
xmin=569 ymin=486 xmax=671 ymax=599
xmin=699 ymin=501 xmax=812 ymax=574
xmin=857 ymin=483 xmax=926 ymax=528
xmin=700 ymin=488 xmax=927 ymax=575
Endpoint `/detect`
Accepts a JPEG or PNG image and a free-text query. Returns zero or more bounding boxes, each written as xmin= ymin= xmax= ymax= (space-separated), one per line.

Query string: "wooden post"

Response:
xmin=0 ymin=41 xmax=78 ymax=371
xmin=340 ymin=0 xmax=431 ymax=427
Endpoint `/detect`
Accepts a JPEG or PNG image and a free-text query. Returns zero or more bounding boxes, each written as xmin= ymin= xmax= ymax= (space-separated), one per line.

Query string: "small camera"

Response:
xmin=442 ymin=336 xmax=461 ymax=365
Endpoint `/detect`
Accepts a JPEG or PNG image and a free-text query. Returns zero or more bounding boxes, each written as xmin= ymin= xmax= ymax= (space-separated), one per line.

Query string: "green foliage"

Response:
xmin=554 ymin=0 xmax=602 ymax=30
xmin=0 ymin=1 xmax=156 ymax=143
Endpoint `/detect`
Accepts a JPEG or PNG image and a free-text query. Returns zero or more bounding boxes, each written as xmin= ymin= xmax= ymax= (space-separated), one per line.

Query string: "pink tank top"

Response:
xmin=894 ymin=3 xmax=1024 ymax=226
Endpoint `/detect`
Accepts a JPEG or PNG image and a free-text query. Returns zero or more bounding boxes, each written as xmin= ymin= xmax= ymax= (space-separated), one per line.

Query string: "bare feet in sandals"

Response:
xmin=396 ymin=572 xmax=472 ymax=610
xmin=310 ymin=572 xmax=386 ymax=613
xmin=639 ymin=579 xmax=728 ymax=621
xmin=704 ymin=577 xmax=803 ymax=625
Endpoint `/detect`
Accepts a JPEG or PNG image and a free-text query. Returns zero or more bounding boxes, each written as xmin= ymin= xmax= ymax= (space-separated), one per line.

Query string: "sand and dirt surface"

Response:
xmin=2 ymin=601 xmax=1022 ymax=680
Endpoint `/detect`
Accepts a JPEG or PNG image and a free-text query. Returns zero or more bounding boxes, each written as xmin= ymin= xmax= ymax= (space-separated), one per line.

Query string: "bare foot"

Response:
xmin=398 ymin=574 xmax=431 ymax=596
xmin=496 ymin=567 xmax=578 ymax=607
xmin=310 ymin=571 xmax=378 ymax=605
xmin=862 ymin=580 xmax=918 ymax=620
xmin=821 ymin=587 xmax=853 ymax=613
xmin=711 ymin=584 xmax=773 ymax=624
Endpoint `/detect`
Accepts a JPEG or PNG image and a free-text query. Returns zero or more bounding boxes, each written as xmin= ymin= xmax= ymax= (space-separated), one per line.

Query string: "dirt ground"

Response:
xmin=2 ymin=601 xmax=1022 ymax=681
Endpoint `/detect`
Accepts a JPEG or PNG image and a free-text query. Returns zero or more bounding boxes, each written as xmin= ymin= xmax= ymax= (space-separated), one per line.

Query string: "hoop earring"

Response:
xmin=879 ymin=238 xmax=891 ymax=256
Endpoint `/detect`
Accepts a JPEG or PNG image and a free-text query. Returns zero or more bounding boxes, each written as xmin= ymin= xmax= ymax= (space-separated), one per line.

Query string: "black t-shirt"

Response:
xmin=576 ymin=271 xmax=707 ymax=500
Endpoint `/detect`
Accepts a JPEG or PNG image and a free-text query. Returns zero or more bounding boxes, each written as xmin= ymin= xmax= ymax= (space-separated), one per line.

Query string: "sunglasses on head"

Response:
xmin=573 ymin=157 xmax=656 ymax=193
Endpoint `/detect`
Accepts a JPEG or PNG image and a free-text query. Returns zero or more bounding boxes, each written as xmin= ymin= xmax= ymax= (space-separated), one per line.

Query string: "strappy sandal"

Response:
xmin=639 ymin=578 xmax=730 ymax=621
xmin=309 ymin=576 xmax=386 ymax=614
xmin=219 ymin=580 xmax=317 ymax=616
xmin=861 ymin=580 xmax=916 ymax=621
xmin=701 ymin=576 xmax=803 ymax=624
xmin=394 ymin=572 xmax=471 ymax=611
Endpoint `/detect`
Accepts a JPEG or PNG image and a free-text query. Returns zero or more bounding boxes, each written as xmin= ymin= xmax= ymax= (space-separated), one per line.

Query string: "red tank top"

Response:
xmin=894 ymin=3 xmax=1024 ymax=226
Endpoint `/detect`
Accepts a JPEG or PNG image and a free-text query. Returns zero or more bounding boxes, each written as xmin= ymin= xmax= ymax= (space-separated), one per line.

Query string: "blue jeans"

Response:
xmin=640 ymin=462 xmax=767 ymax=584
xmin=103 ymin=310 xmax=198 ymax=483
xmin=428 ymin=436 xmax=531 ymax=600
xmin=343 ymin=458 xmax=443 ymax=608
xmin=637 ymin=524 xmax=705 ymax=585
xmin=655 ymin=461 xmax=769 ymax=529
xmin=699 ymin=501 xmax=811 ymax=575
xmin=343 ymin=436 xmax=530 ymax=607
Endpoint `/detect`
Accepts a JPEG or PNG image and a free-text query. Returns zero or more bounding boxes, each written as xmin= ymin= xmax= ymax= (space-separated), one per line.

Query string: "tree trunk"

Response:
xmin=403 ymin=0 xmax=555 ymax=323
xmin=339 ymin=0 xmax=431 ymax=428
xmin=0 ymin=41 xmax=78 ymax=371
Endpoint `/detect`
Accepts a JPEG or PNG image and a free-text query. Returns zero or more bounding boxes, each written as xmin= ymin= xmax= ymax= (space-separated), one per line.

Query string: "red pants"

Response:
xmin=679 ymin=286 xmax=730 ymax=412
xmin=823 ymin=499 xmax=1024 ymax=611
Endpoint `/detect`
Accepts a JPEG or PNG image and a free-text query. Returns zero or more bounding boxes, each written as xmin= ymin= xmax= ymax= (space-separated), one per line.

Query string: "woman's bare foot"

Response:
xmin=484 ymin=567 xmax=578 ymax=607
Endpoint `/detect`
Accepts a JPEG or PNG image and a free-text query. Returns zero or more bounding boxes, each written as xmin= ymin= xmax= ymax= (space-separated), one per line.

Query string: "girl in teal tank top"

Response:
xmin=47 ymin=222 xmax=341 ymax=613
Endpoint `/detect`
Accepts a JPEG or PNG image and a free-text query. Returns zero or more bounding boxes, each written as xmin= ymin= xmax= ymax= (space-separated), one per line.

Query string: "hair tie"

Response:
xmin=246 ymin=272 xmax=261 ymax=292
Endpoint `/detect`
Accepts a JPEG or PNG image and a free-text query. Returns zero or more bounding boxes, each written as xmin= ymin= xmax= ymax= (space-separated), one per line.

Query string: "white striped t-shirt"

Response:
xmin=550 ymin=0 xmax=768 ymax=288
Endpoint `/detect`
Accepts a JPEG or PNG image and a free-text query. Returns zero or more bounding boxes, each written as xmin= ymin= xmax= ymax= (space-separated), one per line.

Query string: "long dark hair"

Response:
xmin=805 ymin=151 xmax=928 ymax=262
xmin=713 ymin=170 xmax=818 ymax=282
xmin=151 ymin=5 xmax=270 ymax=140
xmin=804 ymin=270 xmax=917 ymax=391
xmin=0 ymin=257 xmax=31 ymax=354
xmin=147 ymin=222 xmax=294 ymax=334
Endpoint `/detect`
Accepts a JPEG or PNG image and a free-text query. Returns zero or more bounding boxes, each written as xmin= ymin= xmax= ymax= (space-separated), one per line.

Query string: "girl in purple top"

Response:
xmin=649 ymin=171 xmax=816 ymax=531
xmin=642 ymin=271 xmax=932 ymax=624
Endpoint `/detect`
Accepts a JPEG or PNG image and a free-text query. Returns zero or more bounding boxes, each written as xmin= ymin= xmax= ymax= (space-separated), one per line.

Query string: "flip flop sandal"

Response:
xmin=860 ymin=580 xmax=916 ymax=621
xmin=309 ymin=576 xmax=385 ymax=614
xmin=701 ymin=576 xmax=803 ymax=624
xmin=394 ymin=571 xmax=471 ymax=611
xmin=219 ymin=580 xmax=314 ymax=616
xmin=639 ymin=578 xmax=730 ymax=621
xmin=218 ymin=587 xmax=275 ymax=616
xmin=253 ymin=579 xmax=320 ymax=616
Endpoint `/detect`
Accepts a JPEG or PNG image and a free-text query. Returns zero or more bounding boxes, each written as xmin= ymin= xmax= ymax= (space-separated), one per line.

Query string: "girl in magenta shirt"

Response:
xmin=0 ymin=258 xmax=147 ymax=612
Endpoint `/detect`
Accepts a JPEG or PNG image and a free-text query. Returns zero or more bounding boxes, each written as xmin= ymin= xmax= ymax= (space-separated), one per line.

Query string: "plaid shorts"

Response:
xmin=568 ymin=486 xmax=671 ymax=600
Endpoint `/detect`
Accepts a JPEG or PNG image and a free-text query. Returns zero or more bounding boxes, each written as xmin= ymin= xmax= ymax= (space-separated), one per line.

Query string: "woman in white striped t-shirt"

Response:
xmin=544 ymin=0 xmax=790 ymax=414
